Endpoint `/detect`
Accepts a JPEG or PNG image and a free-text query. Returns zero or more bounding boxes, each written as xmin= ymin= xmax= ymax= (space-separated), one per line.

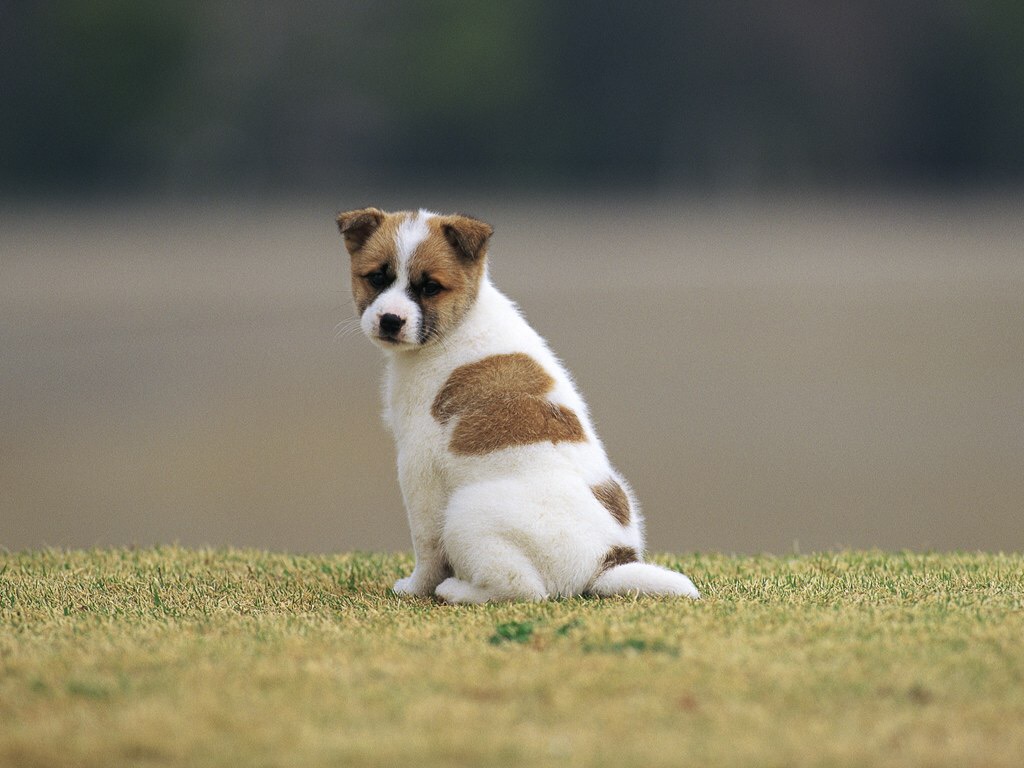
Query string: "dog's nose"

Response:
xmin=379 ymin=313 xmax=405 ymax=335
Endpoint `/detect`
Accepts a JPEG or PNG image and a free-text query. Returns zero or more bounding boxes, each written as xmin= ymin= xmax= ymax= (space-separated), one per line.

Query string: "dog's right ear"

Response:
xmin=441 ymin=214 xmax=494 ymax=263
xmin=336 ymin=207 xmax=384 ymax=255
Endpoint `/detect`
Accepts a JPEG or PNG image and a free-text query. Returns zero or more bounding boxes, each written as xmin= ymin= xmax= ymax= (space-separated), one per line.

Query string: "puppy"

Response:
xmin=337 ymin=207 xmax=700 ymax=603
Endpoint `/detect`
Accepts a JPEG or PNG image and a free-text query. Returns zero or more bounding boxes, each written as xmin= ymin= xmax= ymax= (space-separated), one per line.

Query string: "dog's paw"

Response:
xmin=434 ymin=576 xmax=490 ymax=604
xmin=392 ymin=574 xmax=431 ymax=597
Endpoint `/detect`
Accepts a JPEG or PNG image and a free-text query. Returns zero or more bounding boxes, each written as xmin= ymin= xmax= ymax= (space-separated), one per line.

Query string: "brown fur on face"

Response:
xmin=336 ymin=208 xmax=493 ymax=342
xmin=411 ymin=215 xmax=490 ymax=344
xmin=339 ymin=208 xmax=402 ymax=315
xmin=432 ymin=353 xmax=587 ymax=455
xmin=591 ymin=479 xmax=631 ymax=526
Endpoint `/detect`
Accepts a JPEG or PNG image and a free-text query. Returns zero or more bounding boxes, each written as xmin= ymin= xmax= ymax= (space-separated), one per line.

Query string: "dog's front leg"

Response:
xmin=392 ymin=458 xmax=450 ymax=597
xmin=392 ymin=534 xmax=448 ymax=597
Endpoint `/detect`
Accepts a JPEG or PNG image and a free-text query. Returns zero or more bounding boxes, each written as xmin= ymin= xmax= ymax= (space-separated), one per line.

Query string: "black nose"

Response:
xmin=379 ymin=313 xmax=405 ymax=335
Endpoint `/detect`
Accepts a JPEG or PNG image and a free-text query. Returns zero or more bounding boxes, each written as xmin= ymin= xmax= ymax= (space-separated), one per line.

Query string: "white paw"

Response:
xmin=434 ymin=576 xmax=489 ymax=604
xmin=392 ymin=574 xmax=431 ymax=597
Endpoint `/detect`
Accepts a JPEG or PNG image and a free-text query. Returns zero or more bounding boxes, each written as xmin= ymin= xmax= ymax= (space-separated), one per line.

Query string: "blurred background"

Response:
xmin=2 ymin=1 xmax=1022 ymax=554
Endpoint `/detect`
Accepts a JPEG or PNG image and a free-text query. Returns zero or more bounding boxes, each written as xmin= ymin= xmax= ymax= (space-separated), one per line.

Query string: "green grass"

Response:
xmin=1 ymin=548 xmax=1022 ymax=767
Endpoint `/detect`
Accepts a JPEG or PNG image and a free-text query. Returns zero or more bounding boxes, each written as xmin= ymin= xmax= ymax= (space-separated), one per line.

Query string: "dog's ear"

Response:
xmin=442 ymin=215 xmax=493 ymax=262
xmin=336 ymin=207 xmax=385 ymax=255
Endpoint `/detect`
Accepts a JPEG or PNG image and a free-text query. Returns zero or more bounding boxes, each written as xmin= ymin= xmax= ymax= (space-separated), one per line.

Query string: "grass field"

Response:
xmin=1 ymin=548 xmax=1022 ymax=767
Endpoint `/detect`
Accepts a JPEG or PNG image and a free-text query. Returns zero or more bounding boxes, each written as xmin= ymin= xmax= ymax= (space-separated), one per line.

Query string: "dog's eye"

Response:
xmin=420 ymin=280 xmax=443 ymax=297
xmin=366 ymin=271 xmax=391 ymax=289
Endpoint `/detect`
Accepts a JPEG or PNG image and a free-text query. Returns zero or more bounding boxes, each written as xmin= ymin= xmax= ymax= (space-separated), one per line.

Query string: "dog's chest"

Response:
xmin=383 ymin=357 xmax=449 ymax=450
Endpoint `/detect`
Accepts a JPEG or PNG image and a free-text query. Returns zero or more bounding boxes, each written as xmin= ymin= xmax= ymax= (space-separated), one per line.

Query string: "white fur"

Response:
xmin=395 ymin=209 xmax=435 ymax=268
xmin=369 ymin=244 xmax=700 ymax=603
xmin=590 ymin=562 xmax=699 ymax=598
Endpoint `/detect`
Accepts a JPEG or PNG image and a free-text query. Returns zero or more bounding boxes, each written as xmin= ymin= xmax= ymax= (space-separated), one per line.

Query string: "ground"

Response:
xmin=1 ymin=548 xmax=1022 ymax=767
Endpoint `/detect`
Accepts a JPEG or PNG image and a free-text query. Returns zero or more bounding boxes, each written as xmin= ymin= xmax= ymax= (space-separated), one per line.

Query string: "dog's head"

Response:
xmin=337 ymin=208 xmax=493 ymax=350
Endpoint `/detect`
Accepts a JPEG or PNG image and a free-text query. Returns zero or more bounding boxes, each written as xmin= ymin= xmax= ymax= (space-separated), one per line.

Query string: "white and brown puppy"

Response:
xmin=338 ymin=207 xmax=699 ymax=603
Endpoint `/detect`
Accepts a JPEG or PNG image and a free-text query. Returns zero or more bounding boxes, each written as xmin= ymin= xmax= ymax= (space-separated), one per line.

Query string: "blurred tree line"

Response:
xmin=2 ymin=0 xmax=1022 ymax=194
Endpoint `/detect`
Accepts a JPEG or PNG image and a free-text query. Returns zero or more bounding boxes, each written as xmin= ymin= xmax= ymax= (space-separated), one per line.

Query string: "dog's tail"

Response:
xmin=590 ymin=561 xmax=700 ymax=599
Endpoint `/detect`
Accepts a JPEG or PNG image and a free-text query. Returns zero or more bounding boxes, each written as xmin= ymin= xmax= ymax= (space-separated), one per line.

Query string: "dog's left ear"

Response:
xmin=442 ymin=215 xmax=493 ymax=262
xmin=336 ymin=207 xmax=385 ymax=255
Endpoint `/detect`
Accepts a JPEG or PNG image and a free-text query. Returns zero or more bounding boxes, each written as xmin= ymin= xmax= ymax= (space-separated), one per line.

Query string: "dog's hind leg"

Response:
xmin=590 ymin=562 xmax=700 ymax=599
xmin=434 ymin=540 xmax=548 ymax=603
xmin=437 ymin=481 xmax=552 ymax=604
xmin=433 ymin=577 xmax=493 ymax=604
xmin=434 ymin=572 xmax=547 ymax=604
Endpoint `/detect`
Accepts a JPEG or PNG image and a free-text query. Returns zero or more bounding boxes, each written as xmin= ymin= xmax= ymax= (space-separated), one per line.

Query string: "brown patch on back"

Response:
xmin=599 ymin=545 xmax=639 ymax=574
xmin=432 ymin=353 xmax=587 ymax=455
xmin=592 ymin=479 xmax=631 ymax=526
